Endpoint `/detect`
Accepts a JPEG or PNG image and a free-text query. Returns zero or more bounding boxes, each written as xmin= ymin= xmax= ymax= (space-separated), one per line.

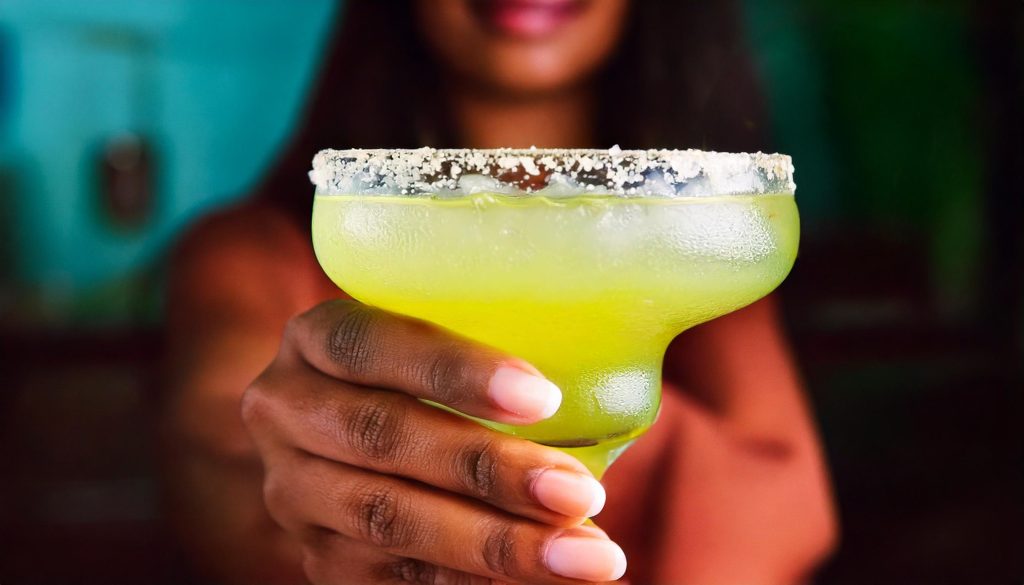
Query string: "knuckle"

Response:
xmin=301 ymin=532 xmax=366 ymax=585
xmin=282 ymin=313 xmax=305 ymax=346
xmin=341 ymin=394 xmax=408 ymax=466
xmin=325 ymin=304 xmax=380 ymax=375
xmin=301 ymin=550 xmax=324 ymax=585
xmin=423 ymin=345 xmax=473 ymax=406
xmin=454 ymin=439 xmax=501 ymax=500
xmin=303 ymin=531 xmax=361 ymax=585
xmin=353 ymin=485 xmax=418 ymax=549
xmin=301 ymin=543 xmax=340 ymax=585
xmin=480 ymin=521 xmax=518 ymax=578
xmin=239 ymin=380 xmax=271 ymax=431
xmin=262 ymin=470 xmax=295 ymax=528
xmin=385 ymin=559 xmax=438 ymax=585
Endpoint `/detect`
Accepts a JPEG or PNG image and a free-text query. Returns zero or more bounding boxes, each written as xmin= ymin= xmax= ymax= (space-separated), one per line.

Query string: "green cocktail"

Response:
xmin=311 ymin=148 xmax=798 ymax=477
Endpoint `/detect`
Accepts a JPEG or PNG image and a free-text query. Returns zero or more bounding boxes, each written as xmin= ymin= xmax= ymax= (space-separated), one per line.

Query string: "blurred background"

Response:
xmin=0 ymin=0 xmax=1020 ymax=583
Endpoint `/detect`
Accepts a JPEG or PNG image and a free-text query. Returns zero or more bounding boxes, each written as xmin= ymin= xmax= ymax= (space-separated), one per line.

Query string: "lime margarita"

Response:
xmin=310 ymin=149 xmax=798 ymax=477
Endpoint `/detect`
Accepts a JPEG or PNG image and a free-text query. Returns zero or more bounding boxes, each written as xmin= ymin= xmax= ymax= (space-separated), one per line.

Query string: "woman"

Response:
xmin=162 ymin=1 xmax=837 ymax=583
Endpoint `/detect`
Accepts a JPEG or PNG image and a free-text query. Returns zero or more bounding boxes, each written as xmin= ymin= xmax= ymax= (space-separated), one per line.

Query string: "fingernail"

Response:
xmin=533 ymin=469 xmax=606 ymax=518
xmin=546 ymin=536 xmax=627 ymax=581
xmin=488 ymin=366 xmax=561 ymax=420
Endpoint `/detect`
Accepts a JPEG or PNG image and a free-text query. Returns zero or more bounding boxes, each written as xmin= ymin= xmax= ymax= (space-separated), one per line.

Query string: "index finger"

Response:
xmin=285 ymin=300 xmax=562 ymax=425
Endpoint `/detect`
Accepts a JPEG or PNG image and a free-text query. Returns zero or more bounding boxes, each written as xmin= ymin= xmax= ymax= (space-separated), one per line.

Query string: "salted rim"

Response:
xmin=310 ymin=147 xmax=795 ymax=198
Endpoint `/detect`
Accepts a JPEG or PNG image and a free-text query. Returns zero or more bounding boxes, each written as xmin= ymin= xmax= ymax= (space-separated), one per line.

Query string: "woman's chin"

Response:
xmin=461 ymin=46 xmax=607 ymax=97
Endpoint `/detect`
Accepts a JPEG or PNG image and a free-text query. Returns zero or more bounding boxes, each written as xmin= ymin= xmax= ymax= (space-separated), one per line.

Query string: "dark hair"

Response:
xmin=258 ymin=0 xmax=769 ymax=222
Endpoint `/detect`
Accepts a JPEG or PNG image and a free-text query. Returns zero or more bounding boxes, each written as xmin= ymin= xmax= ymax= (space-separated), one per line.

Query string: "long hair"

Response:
xmin=258 ymin=0 xmax=769 ymax=223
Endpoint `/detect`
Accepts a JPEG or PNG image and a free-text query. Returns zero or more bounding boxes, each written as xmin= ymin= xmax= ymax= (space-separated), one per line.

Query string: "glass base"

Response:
xmin=553 ymin=433 xmax=640 ymax=479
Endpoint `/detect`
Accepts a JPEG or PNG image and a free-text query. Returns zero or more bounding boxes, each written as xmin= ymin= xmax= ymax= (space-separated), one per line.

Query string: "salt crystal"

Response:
xmin=310 ymin=148 xmax=795 ymax=198
xmin=521 ymin=158 xmax=540 ymax=176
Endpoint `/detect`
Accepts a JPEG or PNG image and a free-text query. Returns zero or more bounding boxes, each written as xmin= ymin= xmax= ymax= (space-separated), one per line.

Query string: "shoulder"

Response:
xmin=169 ymin=201 xmax=335 ymax=319
xmin=174 ymin=201 xmax=307 ymax=267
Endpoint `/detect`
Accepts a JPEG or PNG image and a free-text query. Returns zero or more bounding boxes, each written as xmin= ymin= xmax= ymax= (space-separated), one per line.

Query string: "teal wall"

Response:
xmin=0 ymin=0 xmax=338 ymax=324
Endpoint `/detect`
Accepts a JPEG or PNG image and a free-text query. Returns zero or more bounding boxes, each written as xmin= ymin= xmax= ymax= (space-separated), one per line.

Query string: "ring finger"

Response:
xmin=267 ymin=452 xmax=627 ymax=584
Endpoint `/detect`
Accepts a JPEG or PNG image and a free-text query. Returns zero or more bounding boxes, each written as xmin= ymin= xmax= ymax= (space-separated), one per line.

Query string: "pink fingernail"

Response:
xmin=546 ymin=536 xmax=627 ymax=581
xmin=533 ymin=469 xmax=606 ymax=518
xmin=488 ymin=366 xmax=561 ymax=421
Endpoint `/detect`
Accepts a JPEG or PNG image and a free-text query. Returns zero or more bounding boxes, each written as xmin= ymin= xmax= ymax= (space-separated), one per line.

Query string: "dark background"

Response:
xmin=1 ymin=1 xmax=1022 ymax=583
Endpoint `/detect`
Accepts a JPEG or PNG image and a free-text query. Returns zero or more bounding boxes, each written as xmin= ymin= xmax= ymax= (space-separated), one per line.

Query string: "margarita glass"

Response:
xmin=310 ymin=148 xmax=798 ymax=478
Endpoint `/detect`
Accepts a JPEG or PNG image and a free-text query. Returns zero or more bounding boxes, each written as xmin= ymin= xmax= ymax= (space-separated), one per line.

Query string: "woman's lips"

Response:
xmin=471 ymin=0 xmax=589 ymax=39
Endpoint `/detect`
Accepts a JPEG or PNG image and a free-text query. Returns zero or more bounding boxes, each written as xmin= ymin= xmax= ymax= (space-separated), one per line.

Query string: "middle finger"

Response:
xmin=259 ymin=367 xmax=606 ymax=524
xmin=274 ymin=452 xmax=627 ymax=584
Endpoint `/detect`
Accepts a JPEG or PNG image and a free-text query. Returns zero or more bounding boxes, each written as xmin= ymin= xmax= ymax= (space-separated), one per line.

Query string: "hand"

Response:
xmin=241 ymin=300 xmax=628 ymax=584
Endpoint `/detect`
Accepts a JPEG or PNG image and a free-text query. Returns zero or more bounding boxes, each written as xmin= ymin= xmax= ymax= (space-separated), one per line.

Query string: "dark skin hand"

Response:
xmin=242 ymin=301 xmax=625 ymax=583
xmin=162 ymin=209 xmax=623 ymax=584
